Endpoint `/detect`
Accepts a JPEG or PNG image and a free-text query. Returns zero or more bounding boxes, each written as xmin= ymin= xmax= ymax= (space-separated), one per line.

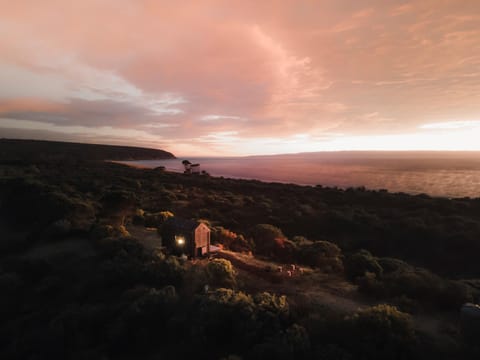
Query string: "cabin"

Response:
xmin=182 ymin=160 xmax=201 ymax=174
xmin=161 ymin=217 xmax=210 ymax=258
xmin=190 ymin=163 xmax=201 ymax=174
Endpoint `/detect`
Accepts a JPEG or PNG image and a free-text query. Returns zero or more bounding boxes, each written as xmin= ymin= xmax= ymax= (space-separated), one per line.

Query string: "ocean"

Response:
xmin=119 ymin=151 xmax=480 ymax=198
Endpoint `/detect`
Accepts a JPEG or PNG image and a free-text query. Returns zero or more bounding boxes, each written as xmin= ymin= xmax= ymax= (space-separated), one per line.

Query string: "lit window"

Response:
xmin=175 ymin=236 xmax=185 ymax=246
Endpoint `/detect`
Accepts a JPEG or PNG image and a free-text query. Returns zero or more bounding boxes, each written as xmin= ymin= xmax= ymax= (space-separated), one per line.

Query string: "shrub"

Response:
xmin=291 ymin=236 xmax=313 ymax=246
xmin=356 ymin=271 xmax=384 ymax=296
xmin=212 ymin=227 xmax=253 ymax=252
xmin=192 ymin=289 xmax=294 ymax=358
xmin=438 ymin=280 xmax=473 ymax=309
xmin=192 ymin=289 xmax=257 ymax=353
xmin=132 ymin=208 xmax=145 ymax=225
xmin=380 ymin=267 xmax=473 ymax=309
xmin=90 ymin=223 xmax=130 ymax=239
xmin=254 ymin=292 xmax=290 ymax=318
xmin=109 ymin=286 xmax=179 ymax=352
xmin=250 ymin=324 xmax=310 ymax=360
xmin=206 ymin=259 xmax=237 ymax=288
xmin=299 ymin=241 xmax=343 ymax=272
xmin=100 ymin=190 xmax=137 ymax=225
xmin=250 ymin=224 xmax=287 ymax=256
xmin=377 ymin=257 xmax=411 ymax=274
xmin=249 ymin=224 xmax=301 ymax=262
xmin=254 ymin=292 xmax=290 ymax=337
xmin=1 ymin=179 xmax=95 ymax=232
xmin=344 ymin=250 xmax=383 ymax=280
xmin=346 ymin=304 xmax=416 ymax=360
xmin=144 ymin=210 xmax=174 ymax=227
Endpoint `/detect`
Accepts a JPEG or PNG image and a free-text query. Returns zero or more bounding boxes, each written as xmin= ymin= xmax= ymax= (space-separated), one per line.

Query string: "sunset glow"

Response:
xmin=1 ymin=1 xmax=480 ymax=155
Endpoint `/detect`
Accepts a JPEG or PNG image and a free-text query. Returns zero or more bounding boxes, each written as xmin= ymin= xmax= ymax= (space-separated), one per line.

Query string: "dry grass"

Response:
xmin=217 ymin=250 xmax=365 ymax=315
xmin=216 ymin=249 xmax=461 ymax=344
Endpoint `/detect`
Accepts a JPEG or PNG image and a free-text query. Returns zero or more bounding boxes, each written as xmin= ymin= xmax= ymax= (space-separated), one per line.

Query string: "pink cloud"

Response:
xmin=1 ymin=0 xmax=480 ymax=155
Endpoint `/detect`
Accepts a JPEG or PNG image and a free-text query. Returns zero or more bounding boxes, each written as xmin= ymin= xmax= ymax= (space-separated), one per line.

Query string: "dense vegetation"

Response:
xmin=1 ymin=141 xmax=480 ymax=359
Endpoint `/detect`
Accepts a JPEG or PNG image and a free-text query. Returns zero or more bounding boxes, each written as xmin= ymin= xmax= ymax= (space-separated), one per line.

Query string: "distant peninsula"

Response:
xmin=0 ymin=139 xmax=175 ymax=162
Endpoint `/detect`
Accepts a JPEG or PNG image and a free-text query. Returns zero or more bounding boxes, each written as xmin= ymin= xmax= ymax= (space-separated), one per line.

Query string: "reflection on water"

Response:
xmin=119 ymin=151 xmax=480 ymax=198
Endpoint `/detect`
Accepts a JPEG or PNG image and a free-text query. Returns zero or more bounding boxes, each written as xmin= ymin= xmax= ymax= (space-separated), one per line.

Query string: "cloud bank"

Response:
xmin=1 ymin=0 xmax=480 ymax=155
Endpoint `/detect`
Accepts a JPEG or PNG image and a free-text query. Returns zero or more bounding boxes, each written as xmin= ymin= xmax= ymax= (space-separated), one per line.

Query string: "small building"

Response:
xmin=161 ymin=217 xmax=210 ymax=258
xmin=182 ymin=160 xmax=201 ymax=174
xmin=190 ymin=163 xmax=201 ymax=174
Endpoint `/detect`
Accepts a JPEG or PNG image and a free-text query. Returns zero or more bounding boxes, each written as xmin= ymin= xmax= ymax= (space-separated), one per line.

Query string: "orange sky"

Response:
xmin=1 ymin=0 xmax=480 ymax=155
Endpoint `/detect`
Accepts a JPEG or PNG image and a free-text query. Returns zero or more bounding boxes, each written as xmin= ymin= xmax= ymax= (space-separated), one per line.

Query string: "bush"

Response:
xmin=192 ymin=288 xmax=257 ymax=353
xmin=346 ymin=304 xmax=416 ymax=360
xmin=1 ymin=179 xmax=95 ymax=233
xmin=250 ymin=224 xmax=287 ymax=256
xmin=377 ymin=257 xmax=411 ymax=274
xmin=379 ymin=267 xmax=473 ymax=310
xmin=255 ymin=292 xmax=289 ymax=318
xmin=299 ymin=241 xmax=343 ymax=272
xmin=212 ymin=227 xmax=253 ymax=252
xmin=192 ymin=289 xmax=294 ymax=358
xmin=206 ymin=259 xmax=236 ymax=288
xmin=250 ymin=324 xmax=310 ymax=360
xmin=131 ymin=208 xmax=145 ymax=225
xmin=344 ymin=250 xmax=383 ymax=280
xmin=144 ymin=210 xmax=174 ymax=227
xmin=90 ymin=223 xmax=130 ymax=239
xmin=109 ymin=286 xmax=179 ymax=352
xmin=100 ymin=190 xmax=137 ymax=225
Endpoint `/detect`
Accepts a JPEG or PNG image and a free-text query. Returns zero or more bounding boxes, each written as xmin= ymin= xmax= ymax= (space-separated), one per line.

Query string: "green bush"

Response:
xmin=191 ymin=289 xmax=295 ymax=358
xmin=250 ymin=224 xmax=287 ymax=256
xmin=250 ymin=324 xmax=310 ymax=360
xmin=206 ymin=259 xmax=236 ymax=288
xmin=192 ymin=288 xmax=257 ymax=353
xmin=299 ymin=241 xmax=343 ymax=272
xmin=212 ymin=227 xmax=253 ymax=252
xmin=346 ymin=304 xmax=416 ymax=360
xmin=378 ymin=266 xmax=473 ymax=310
xmin=144 ymin=210 xmax=174 ymax=227
xmin=91 ymin=222 xmax=130 ymax=239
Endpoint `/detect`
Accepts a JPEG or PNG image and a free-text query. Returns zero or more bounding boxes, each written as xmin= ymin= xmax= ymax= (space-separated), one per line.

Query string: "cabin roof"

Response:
xmin=165 ymin=217 xmax=202 ymax=232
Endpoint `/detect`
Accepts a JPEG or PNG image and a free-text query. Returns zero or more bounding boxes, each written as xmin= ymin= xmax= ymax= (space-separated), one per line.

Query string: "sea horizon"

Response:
xmin=118 ymin=151 xmax=480 ymax=199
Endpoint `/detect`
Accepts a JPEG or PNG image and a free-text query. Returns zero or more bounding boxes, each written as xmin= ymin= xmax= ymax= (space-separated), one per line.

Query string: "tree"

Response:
xmin=250 ymin=224 xmax=287 ymax=256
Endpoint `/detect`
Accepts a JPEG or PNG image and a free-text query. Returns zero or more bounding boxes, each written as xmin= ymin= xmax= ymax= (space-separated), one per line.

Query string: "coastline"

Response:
xmin=111 ymin=158 xmax=480 ymax=199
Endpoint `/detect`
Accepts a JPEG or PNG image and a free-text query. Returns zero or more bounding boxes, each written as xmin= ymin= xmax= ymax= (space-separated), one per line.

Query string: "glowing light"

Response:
xmin=175 ymin=236 xmax=185 ymax=246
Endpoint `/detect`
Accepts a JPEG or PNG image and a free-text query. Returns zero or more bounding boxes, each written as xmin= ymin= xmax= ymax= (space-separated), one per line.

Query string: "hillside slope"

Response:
xmin=0 ymin=139 xmax=175 ymax=162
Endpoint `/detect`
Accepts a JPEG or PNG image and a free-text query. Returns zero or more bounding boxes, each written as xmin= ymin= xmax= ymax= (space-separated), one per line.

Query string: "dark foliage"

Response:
xmin=1 ymin=141 xmax=480 ymax=359
xmin=0 ymin=138 xmax=174 ymax=162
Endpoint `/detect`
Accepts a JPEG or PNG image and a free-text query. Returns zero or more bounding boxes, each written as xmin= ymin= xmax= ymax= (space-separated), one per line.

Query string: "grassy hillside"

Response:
xmin=0 ymin=138 xmax=175 ymax=162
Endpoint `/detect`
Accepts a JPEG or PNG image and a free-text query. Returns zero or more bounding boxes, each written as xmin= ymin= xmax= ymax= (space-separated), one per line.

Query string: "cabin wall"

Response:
xmin=194 ymin=224 xmax=210 ymax=257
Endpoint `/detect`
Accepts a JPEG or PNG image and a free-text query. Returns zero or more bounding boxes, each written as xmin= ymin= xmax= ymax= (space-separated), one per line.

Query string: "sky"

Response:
xmin=1 ymin=0 xmax=480 ymax=156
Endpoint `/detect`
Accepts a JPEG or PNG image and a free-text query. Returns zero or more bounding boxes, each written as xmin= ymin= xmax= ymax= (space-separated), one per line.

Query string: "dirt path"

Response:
xmin=217 ymin=250 xmax=371 ymax=313
xmin=216 ymin=250 xmax=460 ymax=342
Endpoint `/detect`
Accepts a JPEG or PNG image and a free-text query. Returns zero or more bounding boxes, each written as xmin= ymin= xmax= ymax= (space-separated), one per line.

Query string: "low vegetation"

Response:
xmin=1 ymin=141 xmax=480 ymax=359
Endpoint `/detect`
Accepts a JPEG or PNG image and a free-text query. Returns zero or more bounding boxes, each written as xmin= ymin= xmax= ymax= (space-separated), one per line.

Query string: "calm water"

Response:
xmin=119 ymin=151 xmax=480 ymax=198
